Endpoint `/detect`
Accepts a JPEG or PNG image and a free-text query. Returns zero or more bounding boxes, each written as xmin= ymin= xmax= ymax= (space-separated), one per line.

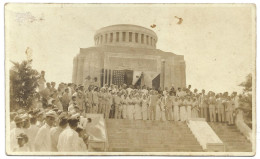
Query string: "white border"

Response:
xmin=1 ymin=0 xmax=258 ymax=159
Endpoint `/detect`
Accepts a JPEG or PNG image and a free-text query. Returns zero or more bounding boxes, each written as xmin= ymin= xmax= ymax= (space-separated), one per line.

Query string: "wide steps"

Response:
xmin=208 ymin=123 xmax=252 ymax=152
xmin=106 ymin=119 xmax=203 ymax=152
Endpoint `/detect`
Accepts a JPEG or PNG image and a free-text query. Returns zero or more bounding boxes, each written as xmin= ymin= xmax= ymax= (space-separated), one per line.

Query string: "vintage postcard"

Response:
xmin=5 ymin=3 xmax=256 ymax=156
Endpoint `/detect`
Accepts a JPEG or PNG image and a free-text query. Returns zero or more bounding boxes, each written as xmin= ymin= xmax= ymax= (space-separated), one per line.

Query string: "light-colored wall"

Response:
xmin=72 ymin=47 xmax=186 ymax=89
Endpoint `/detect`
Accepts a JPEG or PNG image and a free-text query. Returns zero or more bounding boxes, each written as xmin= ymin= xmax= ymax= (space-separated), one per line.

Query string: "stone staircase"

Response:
xmin=208 ymin=122 xmax=252 ymax=152
xmin=105 ymin=119 xmax=203 ymax=152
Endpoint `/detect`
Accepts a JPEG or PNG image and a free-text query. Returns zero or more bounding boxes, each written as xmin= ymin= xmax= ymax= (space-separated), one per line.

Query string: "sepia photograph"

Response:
xmin=4 ymin=3 xmax=256 ymax=156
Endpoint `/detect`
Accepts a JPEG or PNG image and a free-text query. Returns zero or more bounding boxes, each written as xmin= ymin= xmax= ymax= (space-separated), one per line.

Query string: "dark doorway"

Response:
xmin=124 ymin=70 xmax=134 ymax=86
xmin=152 ymin=74 xmax=160 ymax=90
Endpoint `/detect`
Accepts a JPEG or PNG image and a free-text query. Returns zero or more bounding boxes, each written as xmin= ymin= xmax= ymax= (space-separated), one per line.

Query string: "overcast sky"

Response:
xmin=5 ymin=4 xmax=255 ymax=93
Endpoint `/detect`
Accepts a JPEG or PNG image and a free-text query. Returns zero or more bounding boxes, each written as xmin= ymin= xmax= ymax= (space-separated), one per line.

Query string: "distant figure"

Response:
xmin=38 ymin=71 xmax=46 ymax=92
xmin=225 ymin=97 xmax=235 ymax=125
xmin=209 ymin=92 xmax=217 ymax=122
xmin=84 ymin=76 xmax=91 ymax=89
xmin=60 ymin=88 xmax=70 ymax=112
xmin=191 ymin=97 xmax=199 ymax=118
xmin=173 ymin=97 xmax=180 ymax=121
xmin=149 ymin=91 xmax=158 ymax=120
xmin=216 ymin=94 xmax=225 ymax=122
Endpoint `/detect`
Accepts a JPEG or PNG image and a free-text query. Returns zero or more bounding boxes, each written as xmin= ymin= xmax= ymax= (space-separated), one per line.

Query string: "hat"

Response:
xmin=52 ymin=107 xmax=59 ymax=112
xmin=16 ymin=133 xmax=26 ymax=139
xmin=48 ymin=98 xmax=55 ymax=105
xmin=16 ymin=133 xmax=28 ymax=143
xmin=17 ymin=109 xmax=25 ymax=114
xmin=14 ymin=116 xmax=23 ymax=123
xmin=70 ymin=113 xmax=80 ymax=120
xmin=46 ymin=110 xmax=57 ymax=118
xmin=32 ymin=108 xmax=40 ymax=115
xmin=74 ymin=105 xmax=80 ymax=110
xmin=37 ymin=110 xmax=44 ymax=116
xmin=20 ymin=113 xmax=29 ymax=121
xmin=83 ymin=134 xmax=89 ymax=140
xmin=57 ymin=110 xmax=63 ymax=115
xmin=77 ymin=125 xmax=84 ymax=130
xmin=68 ymin=109 xmax=77 ymax=116
xmin=77 ymin=90 xmax=83 ymax=94
xmin=28 ymin=110 xmax=33 ymax=115
xmin=10 ymin=112 xmax=18 ymax=118
xmin=28 ymin=114 xmax=34 ymax=118
xmin=68 ymin=115 xmax=80 ymax=123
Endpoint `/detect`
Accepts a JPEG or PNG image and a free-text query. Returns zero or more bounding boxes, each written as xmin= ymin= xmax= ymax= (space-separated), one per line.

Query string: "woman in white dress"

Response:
xmin=173 ymin=97 xmax=180 ymax=121
xmin=179 ymin=97 xmax=187 ymax=121
xmin=191 ymin=97 xmax=199 ymax=118
xmin=121 ymin=94 xmax=127 ymax=119
xmin=141 ymin=95 xmax=148 ymax=120
xmin=128 ymin=94 xmax=134 ymax=120
xmin=155 ymin=95 xmax=162 ymax=121
xmin=126 ymin=95 xmax=131 ymax=120
xmin=160 ymin=96 xmax=167 ymax=121
xmin=134 ymin=94 xmax=142 ymax=120
xmin=186 ymin=96 xmax=192 ymax=120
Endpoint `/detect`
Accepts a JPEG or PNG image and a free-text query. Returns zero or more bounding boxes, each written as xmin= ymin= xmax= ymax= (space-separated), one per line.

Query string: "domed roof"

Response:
xmin=94 ymin=24 xmax=158 ymax=49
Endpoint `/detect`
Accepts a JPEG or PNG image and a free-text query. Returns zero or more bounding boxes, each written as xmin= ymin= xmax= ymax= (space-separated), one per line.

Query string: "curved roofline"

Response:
xmin=95 ymin=24 xmax=157 ymax=39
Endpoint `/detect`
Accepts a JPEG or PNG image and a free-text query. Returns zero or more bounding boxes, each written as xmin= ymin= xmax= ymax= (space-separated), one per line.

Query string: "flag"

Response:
xmin=113 ymin=70 xmax=125 ymax=86
xmin=132 ymin=71 xmax=143 ymax=85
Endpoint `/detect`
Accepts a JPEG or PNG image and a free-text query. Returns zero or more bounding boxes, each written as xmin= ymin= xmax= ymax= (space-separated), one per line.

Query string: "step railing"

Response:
xmin=235 ymin=110 xmax=252 ymax=143
xmin=187 ymin=118 xmax=225 ymax=152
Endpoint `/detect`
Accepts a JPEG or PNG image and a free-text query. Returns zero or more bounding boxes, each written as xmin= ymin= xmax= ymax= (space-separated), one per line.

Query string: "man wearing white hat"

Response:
xmin=34 ymin=110 xmax=56 ymax=152
xmin=36 ymin=110 xmax=45 ymax=128
xmin=10 ymin=116 xmax=24 ymax=151
xmin=20 ymin=113 xmax=31 ymax=151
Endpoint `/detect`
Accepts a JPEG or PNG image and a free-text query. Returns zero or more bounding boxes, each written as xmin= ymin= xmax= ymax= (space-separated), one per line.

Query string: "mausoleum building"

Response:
xmin=72 ymin=24 xmax=186 ymax=89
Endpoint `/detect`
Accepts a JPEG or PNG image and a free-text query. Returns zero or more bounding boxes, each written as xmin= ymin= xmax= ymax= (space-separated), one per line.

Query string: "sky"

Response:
xmin=5 ymin=4 xmax=255 ymax=93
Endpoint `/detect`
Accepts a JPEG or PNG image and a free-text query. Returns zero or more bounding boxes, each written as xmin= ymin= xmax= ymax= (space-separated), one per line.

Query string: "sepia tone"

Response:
xmin=72 ymin=24 xmax=186 ymax=89
xmin=5 ymin=3 xmax=256 ymax=156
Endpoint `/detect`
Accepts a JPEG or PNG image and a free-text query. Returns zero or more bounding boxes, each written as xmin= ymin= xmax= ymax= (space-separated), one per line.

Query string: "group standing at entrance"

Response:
xmin=9 ymin=74 xmax=241 ymax=152
xmin=75 ymin=84 xmax=239 ymax=124
xmin=37 ymin=77 xmax=240 ymax=124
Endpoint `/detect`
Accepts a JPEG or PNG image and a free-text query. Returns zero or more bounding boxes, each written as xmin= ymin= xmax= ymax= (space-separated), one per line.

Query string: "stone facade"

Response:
xmin=72 ymin=24 xmax=186 ymax=89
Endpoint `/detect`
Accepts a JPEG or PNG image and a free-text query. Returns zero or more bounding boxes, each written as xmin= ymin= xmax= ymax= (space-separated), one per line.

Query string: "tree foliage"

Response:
xmin=238 ymin=73 xmax=252 ymax=128
xmin=239 ymin=73 xmax=252 ymax=92
xmin=10 ymin=60 xmax=40 ymax=111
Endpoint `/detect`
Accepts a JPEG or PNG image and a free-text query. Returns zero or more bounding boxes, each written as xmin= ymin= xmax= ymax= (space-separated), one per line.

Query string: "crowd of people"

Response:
xmin=9 ymin=71 xmax=242 ymax=152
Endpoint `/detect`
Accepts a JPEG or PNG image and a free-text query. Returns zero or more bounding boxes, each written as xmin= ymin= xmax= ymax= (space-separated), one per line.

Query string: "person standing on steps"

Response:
xmin=225 ymin=96 xmax=235 ymax=125
xmin=209 ymin=92 xmax=217 ymax=122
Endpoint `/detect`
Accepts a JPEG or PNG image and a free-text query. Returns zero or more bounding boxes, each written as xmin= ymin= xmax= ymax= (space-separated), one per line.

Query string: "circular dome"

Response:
xmin=94 ymin=24 xmax=158 ymax=49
